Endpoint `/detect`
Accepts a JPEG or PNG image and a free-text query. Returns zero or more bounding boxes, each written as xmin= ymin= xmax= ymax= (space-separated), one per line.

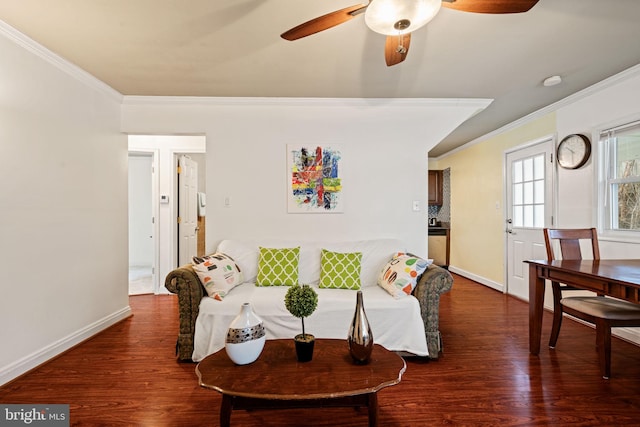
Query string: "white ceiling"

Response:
xmin=1 ymin=0 xmax=640 ymax=156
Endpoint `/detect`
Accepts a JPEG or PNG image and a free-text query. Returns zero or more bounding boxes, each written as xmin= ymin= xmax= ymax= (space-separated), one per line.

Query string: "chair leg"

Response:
xmin=549 ymin=285 xmax=563 ymax=348
xmin=549 ymin=308 xmax=563 ymax=348
xmin=595 ymin=319 xmax=612 ymax=379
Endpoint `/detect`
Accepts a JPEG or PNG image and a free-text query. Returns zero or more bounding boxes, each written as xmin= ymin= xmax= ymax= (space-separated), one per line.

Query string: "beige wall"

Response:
xmin=432 ymin=114 xmax=556 ymax=285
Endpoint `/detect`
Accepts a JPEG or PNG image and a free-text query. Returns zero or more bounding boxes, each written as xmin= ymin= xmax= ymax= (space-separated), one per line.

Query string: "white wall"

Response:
xmin=121 ymin=98 xmax=491 ymax=258
xmin=555 ymin=66 xmax=640 ymax=258
xmin=551 ymin=68 xmax=640 ymax=343
xmin=0 ymin=24 xmax=129 ymax=385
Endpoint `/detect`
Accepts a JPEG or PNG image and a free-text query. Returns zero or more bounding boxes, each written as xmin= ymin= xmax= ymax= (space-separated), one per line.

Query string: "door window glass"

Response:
xmin=512 ymin=154 xmax=545 ymax=228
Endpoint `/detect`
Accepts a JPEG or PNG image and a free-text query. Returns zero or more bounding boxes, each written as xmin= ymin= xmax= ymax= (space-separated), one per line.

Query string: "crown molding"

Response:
xmin=122 ymin=95 xmax=492 ymax=110
xmin=0 ymin=19 xmax=123 ymax=103
xmin=436 ymin=63 xmax=640 ymax=160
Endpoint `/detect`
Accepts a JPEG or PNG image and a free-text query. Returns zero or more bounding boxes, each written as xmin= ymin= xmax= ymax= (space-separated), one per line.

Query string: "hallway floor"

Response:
xmin=129 ymin=265 xmax=153 ymax=295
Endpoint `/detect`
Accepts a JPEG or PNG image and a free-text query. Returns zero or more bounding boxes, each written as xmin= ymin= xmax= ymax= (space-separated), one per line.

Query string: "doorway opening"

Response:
xmin=128 ymin=152 xmax=155 ymax=295
xmin=128 ymin=135 xmax=206 ymax=295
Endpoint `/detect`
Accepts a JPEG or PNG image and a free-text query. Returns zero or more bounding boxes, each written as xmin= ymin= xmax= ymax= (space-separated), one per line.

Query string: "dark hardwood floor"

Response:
xmin=3 ymin=274 xmax=640 ymax=426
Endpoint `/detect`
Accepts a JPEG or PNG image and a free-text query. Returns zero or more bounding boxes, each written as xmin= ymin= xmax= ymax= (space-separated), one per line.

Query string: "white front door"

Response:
xmin=178 ymin=155 xmax=198 ymax=267
xmin=505 ymin=139 xmax=554 ymax=300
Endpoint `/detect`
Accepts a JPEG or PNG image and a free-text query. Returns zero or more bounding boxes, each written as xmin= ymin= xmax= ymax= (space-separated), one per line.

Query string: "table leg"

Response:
xmin=367 ymin=392 xmax=378 ymax=427
xmin=528 ymin=264 xmax=545 ymax=355
xmin=220 ymin=394 xmax=233 ymax=427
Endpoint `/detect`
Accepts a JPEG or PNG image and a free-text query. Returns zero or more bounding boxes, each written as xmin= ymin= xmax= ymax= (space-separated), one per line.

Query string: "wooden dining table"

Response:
xmin=525 ymin=259 xmax=640 ymax=354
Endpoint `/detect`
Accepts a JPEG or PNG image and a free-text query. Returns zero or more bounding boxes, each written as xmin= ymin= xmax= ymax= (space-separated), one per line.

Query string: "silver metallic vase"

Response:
xmin=348 ymin=290 xmax=373 ymax=364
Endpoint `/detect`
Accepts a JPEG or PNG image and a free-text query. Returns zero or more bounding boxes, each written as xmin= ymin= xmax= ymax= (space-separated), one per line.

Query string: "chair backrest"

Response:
xmin=543 ymin=228 xmax=600 ymax=261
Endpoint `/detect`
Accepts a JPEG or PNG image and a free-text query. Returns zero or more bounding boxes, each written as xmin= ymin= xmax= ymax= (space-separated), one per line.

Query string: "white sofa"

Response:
xmin=165 ymin=238 xmax=454 ymax=362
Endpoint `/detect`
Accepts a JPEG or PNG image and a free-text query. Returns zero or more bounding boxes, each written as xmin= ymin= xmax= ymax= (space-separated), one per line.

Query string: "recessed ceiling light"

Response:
xmin=543 ymin=75 xmax=562 ymax=87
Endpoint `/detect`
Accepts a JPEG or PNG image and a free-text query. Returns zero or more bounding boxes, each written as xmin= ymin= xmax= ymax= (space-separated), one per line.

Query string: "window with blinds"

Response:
xmin=600 ymin=121 xmax=640 ymax=231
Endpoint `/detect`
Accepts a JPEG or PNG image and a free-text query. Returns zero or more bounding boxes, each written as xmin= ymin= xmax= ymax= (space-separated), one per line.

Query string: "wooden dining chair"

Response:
xmin=543 ymin=228 xmax=640 ymax=379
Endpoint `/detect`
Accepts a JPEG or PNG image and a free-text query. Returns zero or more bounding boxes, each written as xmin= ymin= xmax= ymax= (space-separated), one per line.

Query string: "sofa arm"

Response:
xmin=165 ymin=265 xmax=205 ymax=361
xmin=413 ymin=264 xmax=453 ymax=359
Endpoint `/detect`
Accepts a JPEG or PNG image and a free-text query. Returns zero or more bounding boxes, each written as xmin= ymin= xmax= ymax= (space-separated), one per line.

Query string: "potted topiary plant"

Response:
xmin=284 ymin=284 xmax=318 ymax=362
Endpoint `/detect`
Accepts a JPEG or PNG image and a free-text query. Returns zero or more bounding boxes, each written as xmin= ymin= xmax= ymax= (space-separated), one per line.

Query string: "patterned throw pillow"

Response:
xmin=192 ymin=253 xmax=244 ymax=301
xmin=377 ymin=252 xmax=431 ymax=298
xmin=255 ymin=247 xmax=300 ymax=286
xmin=319 ymin=249 xmax=362 ymax=290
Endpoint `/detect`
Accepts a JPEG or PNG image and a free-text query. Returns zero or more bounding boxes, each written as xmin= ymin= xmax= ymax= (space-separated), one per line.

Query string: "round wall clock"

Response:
xmin=557 ymin=134 xmax=591 ymax=169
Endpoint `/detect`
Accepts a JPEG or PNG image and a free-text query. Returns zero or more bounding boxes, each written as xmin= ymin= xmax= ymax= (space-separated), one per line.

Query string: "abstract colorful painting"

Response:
xmin=287 ymin=144 xmax=343 ymax=213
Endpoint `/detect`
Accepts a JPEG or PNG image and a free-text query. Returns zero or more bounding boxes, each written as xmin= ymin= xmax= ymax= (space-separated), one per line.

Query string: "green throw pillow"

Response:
xmin=319 ymin=249 xmax=362 ymax=290
xmin=256 ymin=247 xmax=300 ymax=286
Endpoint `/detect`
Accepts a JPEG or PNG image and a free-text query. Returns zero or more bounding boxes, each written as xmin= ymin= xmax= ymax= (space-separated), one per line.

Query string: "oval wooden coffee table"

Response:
xmin=196 ymin=338 xmax=406 ymax=427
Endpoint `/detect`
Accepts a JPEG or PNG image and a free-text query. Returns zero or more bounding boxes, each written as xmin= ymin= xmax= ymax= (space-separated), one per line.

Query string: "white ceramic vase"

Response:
xmin=225 ymin=303 xmax=266 ymax=365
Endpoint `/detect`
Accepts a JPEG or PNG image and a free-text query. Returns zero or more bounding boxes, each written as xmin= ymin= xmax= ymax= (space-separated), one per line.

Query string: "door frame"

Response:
xmin=503 ymin=134 xmax=558 ymax=296
xmin=128 ymin=135 xmax=206 ymax=295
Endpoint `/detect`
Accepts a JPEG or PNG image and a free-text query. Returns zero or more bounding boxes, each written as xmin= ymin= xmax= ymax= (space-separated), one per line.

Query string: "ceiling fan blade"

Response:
xmin=385 ymin=33 xmax=411 ymax=66
xmin=441 ymin=0 xmax=539 ymax=14
xmin=281 ymin=4 xmax=368 ymax=41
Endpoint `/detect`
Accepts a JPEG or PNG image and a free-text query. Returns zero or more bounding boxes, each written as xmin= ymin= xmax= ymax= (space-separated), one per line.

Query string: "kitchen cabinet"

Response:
xmin=428 ymin=170 xmax=443 ymax=206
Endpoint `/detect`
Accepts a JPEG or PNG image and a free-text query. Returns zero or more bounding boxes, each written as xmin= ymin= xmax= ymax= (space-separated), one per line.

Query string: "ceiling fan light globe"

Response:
xmin=365 ymin=0 xmax=441 ymax=35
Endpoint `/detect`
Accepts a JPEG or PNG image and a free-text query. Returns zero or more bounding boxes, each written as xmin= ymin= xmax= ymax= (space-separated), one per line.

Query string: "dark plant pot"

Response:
xmin=294 ymin=334 xmax=315 ymax=362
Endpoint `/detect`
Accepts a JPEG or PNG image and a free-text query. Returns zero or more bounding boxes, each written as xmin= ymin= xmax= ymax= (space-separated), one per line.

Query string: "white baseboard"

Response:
xmin=614 ymin=327 xmax=640 ymax=346
xmin=0 ymin=306 xmax=132 ymax=386
xmin=562 ymin=317 xmax=640 ymax=347
xmin=448 ymin=265 xmax=505 ymax=293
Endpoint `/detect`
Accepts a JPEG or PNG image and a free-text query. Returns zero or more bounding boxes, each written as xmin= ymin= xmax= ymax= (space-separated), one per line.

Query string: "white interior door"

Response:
xmin=505 ymin=139 xmax=554 ymax=300
xmin=178 ymin=155 xmax=198 ymax=267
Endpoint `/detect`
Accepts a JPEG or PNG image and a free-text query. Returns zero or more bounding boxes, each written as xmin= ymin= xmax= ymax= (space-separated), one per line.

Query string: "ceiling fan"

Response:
xmin=281 ymin=0 xmax=539 ymax=66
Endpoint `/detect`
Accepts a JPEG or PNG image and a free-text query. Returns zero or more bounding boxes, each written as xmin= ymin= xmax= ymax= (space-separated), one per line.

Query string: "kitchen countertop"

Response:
xmin=428 ymin=226 xmax=450 ymax=236
xmin=428 ymin=221 xmax=450 ymax=230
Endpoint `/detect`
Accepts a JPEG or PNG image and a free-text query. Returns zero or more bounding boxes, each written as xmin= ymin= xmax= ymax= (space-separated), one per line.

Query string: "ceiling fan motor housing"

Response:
xmin=365 ymin=0 xmax=442 ymax=35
